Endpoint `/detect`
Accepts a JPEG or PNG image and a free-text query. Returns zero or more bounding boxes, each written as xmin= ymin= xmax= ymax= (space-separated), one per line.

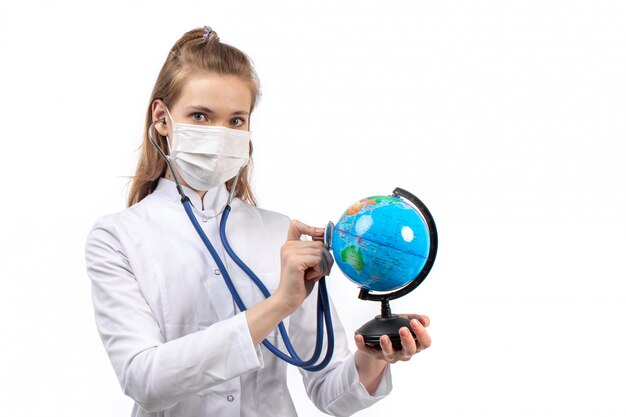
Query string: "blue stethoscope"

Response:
xmin=149 ymin=119 xmax=334 ymax=371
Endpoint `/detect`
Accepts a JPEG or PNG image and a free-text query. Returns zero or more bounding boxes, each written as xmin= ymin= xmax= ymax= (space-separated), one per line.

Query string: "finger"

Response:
xmin=287 ymin=220 xmax=325 ymax=241
xmin=410 ymin=318 xmax=432 ymax=351
xmin=379 ymin=335 xmax=395 ymax=360
xmin=399 ymin=326 xmax=417 ymax=356
xmin=355 ymin=334 xmax=367 ymax=351
xmin=282 ymin=243 xmax=325 ymax=263
xmin=289 ymin=243 xmax=325 ymax=255
xmin=355 ymin=334 xmax=383 ymax=359
xmin=303 ymin=254 xmax=332 ymax=281
xmin=400 ymin=313 xmax=430 ymax=328
xmin=304 ymin=267 xmax=324 ymax=281
xmin=294 ymin=254 xmax=326 ymax=271
xmin=287 ymin=245 xmax=332 ymax=278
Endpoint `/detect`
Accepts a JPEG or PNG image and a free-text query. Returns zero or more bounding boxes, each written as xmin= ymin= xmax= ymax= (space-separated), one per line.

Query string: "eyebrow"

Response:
xmin=186 ymin=105 xmax=249 ymax=116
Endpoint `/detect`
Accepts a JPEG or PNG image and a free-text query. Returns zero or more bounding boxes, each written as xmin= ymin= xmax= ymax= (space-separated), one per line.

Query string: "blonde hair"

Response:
xmin=127 ymin=27 xmax=260 ymax=207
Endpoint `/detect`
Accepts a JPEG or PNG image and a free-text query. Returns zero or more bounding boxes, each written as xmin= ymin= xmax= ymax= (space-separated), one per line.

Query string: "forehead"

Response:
xmin=175 ymin=71 xmax=252 ymax=111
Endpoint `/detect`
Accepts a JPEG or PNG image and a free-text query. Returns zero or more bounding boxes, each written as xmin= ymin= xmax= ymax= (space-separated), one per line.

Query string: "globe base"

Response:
xmin=355 ymin=314 xmax=417 ymax=351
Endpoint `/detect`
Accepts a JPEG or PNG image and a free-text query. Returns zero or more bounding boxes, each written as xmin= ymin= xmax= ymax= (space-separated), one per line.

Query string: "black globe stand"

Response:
xmin=355 ymin=299 xmax=414 ymax=350
xmin=352 ymin=187 xmax=438 ymax=351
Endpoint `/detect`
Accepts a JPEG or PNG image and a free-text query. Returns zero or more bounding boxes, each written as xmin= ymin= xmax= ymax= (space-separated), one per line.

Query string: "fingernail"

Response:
xmin=411 ymin=319 xmax=420 ymax=327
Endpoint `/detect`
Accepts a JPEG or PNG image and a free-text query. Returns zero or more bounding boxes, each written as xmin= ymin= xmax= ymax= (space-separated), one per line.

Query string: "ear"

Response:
xmin=151 ymin=99 xmax=170 ymax=137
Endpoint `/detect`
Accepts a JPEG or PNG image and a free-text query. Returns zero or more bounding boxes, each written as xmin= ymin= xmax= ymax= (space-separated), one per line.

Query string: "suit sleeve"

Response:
xmin=85 ymin=216 xmax=263 ymax=413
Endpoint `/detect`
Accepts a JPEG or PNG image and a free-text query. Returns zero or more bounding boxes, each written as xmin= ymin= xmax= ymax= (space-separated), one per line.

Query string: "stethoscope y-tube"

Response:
xmin=148 ymin=119 xmax=334 ymax=371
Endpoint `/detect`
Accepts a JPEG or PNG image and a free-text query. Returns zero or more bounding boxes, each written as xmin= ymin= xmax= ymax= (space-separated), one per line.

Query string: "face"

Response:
xmin=152 ymin=71 xmax=253 ymax=137
xmin=151 ymin=71 xmax=253 ymax=191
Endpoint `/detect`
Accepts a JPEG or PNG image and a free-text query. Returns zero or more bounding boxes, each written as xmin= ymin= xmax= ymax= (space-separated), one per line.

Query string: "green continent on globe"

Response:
xmin=340 ymin=245 xmax=365 ymax=272
xmin=346 ymin=195 xmax=397 ymax=217
xmin=371 ymin=195 xmax=398 ymax=204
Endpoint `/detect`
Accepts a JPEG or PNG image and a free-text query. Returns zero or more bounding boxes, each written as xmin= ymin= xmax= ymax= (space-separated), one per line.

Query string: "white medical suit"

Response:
xmin=85 ymin=178 xmax=392 ymax=417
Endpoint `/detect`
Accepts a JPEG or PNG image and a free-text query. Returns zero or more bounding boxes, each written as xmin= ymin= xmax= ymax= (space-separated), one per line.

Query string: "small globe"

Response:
xmin=331 ymin=195 xmax=430 ymax=292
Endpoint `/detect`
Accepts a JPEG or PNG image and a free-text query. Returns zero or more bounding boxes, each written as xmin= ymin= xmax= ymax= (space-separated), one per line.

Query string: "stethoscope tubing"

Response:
xmin=149 ymin=118 xmax=334 ymax=371
xmin=182 ymin=197 xmax=334 ymax=371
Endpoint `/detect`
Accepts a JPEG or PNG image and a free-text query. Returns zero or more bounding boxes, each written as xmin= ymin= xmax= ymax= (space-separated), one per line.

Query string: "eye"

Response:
xmin=231 ymin=117 xmax=245 ymax=127
xmin=191 ymin=113 xmax=207 ymax=122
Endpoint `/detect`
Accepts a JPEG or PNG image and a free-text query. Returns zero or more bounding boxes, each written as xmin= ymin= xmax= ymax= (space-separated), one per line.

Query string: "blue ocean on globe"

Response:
xmin=331 ymin=195 xmax=430 ymax=292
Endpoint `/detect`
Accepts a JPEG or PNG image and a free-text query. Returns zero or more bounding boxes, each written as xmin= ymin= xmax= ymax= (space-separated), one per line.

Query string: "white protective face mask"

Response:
xmin=165 ymin=108 xmax=251 ymax=191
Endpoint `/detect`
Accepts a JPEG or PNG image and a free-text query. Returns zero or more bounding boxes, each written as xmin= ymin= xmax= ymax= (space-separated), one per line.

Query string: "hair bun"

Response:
xmin=202 ymin=26 xmax=220 ymax=42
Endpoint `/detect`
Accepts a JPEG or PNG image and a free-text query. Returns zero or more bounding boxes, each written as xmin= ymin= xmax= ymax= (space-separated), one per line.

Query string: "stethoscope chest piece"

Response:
xmin=323 ymin=221 xmax=334 ymax=251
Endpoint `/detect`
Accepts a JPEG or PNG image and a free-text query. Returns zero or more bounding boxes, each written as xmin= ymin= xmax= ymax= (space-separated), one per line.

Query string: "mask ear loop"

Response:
xmin=226 ymin=165 xmax=244 ymax=206
xmin=148 ymin=118 xmax=188 ymax=200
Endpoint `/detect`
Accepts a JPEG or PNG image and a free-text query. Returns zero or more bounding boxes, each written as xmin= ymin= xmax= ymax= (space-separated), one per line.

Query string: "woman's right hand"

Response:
xmin=245 ymin=220 xmax=333 ymax=345
xmin=275 ymin=220 xmax=334 ymax=314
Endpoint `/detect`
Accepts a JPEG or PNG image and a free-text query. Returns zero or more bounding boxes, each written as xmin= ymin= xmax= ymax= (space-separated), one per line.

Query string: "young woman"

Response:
xmin=86 ymin=26 xmax=431 ymax=417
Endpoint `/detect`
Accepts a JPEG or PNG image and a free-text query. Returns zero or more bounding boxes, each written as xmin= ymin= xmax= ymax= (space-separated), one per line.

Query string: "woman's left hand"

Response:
xmin=355 ymin=314 xmax=431 ymax=364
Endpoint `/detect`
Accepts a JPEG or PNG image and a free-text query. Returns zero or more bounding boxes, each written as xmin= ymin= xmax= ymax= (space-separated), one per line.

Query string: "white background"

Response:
xmin=1 ymin=1 xmax=625 ymax=416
